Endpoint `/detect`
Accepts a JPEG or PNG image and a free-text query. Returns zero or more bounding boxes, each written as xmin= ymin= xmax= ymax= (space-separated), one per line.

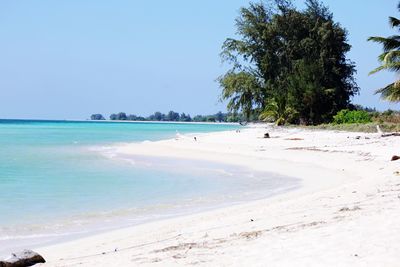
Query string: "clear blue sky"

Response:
xmin=0 ymin=0 xmax=399 ymax=119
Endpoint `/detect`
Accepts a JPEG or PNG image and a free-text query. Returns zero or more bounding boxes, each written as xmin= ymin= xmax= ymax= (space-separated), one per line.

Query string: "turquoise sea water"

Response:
xmin=0 ymin=120 xmax=299 ymax=255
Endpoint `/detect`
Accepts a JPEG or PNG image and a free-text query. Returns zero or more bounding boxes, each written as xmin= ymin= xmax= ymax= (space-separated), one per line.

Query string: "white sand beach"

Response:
xmin=35 ymin=125 xmax=400 ymax=266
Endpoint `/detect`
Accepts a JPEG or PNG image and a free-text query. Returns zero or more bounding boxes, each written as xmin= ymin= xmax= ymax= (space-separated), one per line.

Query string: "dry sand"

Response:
xmin=35 ymin=124 xmax=400 ymax=266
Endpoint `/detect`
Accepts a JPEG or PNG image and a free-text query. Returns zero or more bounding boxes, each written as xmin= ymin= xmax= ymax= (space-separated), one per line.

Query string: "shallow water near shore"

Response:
xmin=0 ymin=120 xmax=299 ymax=256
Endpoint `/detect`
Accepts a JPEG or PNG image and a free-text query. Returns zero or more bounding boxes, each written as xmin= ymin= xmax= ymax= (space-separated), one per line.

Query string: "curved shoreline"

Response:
xmin=1 ymin=156 xmax=302 ymax=258
xmin=35 ymin=125 xmax=400 ymax=266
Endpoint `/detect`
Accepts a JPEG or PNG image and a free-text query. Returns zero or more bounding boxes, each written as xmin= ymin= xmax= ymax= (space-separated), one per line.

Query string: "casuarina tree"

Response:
xmin=219 ymin=0 xmax=358 ymax=124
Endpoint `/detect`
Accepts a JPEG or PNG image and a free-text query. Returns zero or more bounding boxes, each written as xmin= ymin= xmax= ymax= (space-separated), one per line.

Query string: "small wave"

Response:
xmin=0 ymin=231 xmax=83 ymax=241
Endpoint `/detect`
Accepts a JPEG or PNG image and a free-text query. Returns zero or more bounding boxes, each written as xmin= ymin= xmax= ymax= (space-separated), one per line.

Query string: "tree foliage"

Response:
xmin=90 ymin=114 xmax=105 ymax=120
xmin=333 ymin=109 xmax=372 ymax=124
xmin=219 ymin=0 xmax=358 ymax=125
xmin=368 ymin=2 xmax=400 ymax=102
xmin=109 ymin=112 xmax=127 ymax=120
xmin=106 ymin=111 xmax=239 ymax=122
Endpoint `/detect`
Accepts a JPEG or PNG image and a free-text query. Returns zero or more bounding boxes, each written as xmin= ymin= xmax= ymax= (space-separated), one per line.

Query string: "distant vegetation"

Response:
xmin=90 ymin=114 xmax=105 ymax=120
xmin=90 ymin=111 xmax=245 ymax=123
xmin=90 ymin=107 xmax=400 ymax=130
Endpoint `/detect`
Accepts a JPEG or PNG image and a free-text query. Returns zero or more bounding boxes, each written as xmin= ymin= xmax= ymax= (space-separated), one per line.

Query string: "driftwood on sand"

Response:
xmin=391 ymin=155 xmax=400 ymax=161
xmin=0 ymin=250 xmax=45 ymax=267
xmin=381 ymin=132 xmax=400 ymax=137
xmin=376 ymin=125 xmax=400 ymax=138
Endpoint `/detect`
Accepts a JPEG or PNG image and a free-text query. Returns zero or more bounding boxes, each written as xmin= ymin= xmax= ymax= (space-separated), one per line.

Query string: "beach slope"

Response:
xmin=37 ymin=125 xmax=400 ymax=266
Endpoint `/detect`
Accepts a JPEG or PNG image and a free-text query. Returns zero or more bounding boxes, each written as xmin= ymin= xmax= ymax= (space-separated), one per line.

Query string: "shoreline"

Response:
xmin=0 ymin=156 xmax=300 ymax=258
xmin=0 ymin=118 xmax=240 ymax=126
xmin=34 ymin=125 xmax=400 ymax=266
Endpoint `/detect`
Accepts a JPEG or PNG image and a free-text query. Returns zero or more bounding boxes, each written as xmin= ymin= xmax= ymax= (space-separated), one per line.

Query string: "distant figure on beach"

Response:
xmin=194 ymin=137 xmax=197 ymax=141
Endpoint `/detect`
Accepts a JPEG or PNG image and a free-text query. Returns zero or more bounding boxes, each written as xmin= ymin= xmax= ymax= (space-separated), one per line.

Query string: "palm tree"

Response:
xmin=368 ymin=3 xmax=400 ymax=102
xmin=259 ymin=99 xmax=298 ymax=126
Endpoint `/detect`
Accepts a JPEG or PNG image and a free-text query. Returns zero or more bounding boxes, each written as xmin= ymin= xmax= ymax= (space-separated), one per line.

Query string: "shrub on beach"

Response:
xmin=373 ymin=110 xmax=400 ymax=124
xmin=333 ymin=109 xmax=372 ymax=124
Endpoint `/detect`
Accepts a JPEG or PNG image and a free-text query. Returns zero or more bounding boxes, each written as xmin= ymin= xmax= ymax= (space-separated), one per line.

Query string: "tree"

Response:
xmin=153 ymin=112 xmax=163 ymax=121
xmin=215 ymin=111 xmax=225 ymax=122
xmin=207 ymin=117 xmax=216 ymax=122
xmin=193 ymin=115 xmax=206 ymax=122
xmin=166 ymin=110 xmax=180 ymax=121
xmin=90 ymin=114 xmax=105 ymax=120
xmin=226 ymin=112 xmax=241 ymax=122
xmin=110 ymin=112 xmax=127 ymax=120
xmin=259 ymin=100 xmax=298 ymax=125
xmin=179 ymin=113 xmax=192 ymax=122
xmin=127 ymin=114 xmax=138 ymax=120
xmin=368 ymin=2 xmax=400 ymax=102
xmin=219 ymin=0 xmax=358 ymax=125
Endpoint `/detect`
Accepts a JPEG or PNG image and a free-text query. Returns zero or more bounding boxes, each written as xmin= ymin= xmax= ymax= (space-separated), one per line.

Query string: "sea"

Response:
xmin=0 ymin=119 xmax=299 ymax=255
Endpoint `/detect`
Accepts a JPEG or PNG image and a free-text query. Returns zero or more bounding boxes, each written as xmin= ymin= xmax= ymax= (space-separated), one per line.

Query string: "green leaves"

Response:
xmin=390 ymin=16 xmax=400 ymax=28
xmin=259 ymin=99 xmax=299 ymax=125
xmin=368 ymin=3 xmax=400 ymax=102
xmin=375 ymin=82 xmax=400 ymax=102
xmin=219 ymin=71 xmax=263 ymax=119
xmin=368 ymin=36 xmax=400 ymax=52
xmin=219 ymin=0 xmax=357 ymax=125
xmin=333 ymin=109 xmax=372 ymax=124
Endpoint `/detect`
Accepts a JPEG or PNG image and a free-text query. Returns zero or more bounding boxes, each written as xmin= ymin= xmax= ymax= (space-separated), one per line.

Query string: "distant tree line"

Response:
xmin=90 ymin=111 xmax=247 ymax=122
